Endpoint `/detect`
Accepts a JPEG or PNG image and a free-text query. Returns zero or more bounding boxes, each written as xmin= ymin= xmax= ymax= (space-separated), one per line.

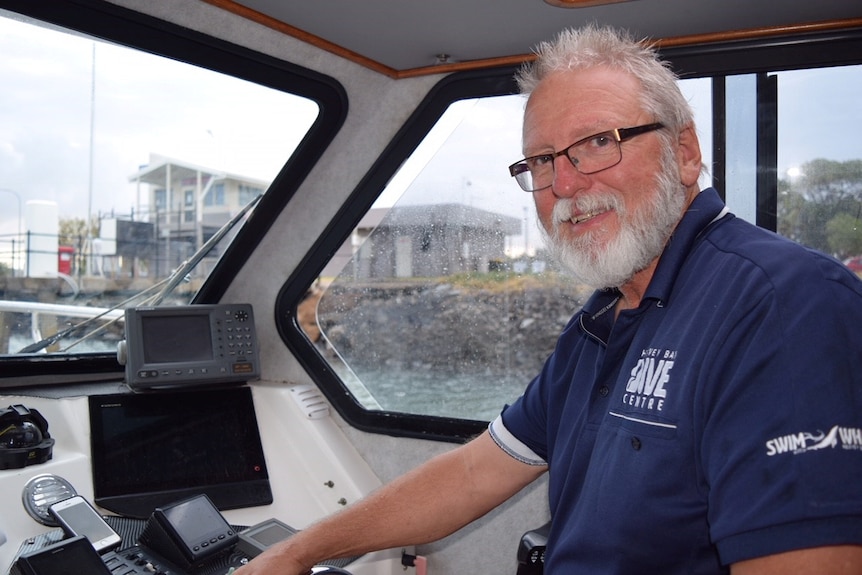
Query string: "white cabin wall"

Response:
xmin=103 ymin=2 xmax=552 ymax=572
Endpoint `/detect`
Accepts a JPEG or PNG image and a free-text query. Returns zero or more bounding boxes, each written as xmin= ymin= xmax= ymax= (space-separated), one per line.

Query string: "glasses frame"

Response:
xmin=508 ymin=122 xmax=665 ymax=192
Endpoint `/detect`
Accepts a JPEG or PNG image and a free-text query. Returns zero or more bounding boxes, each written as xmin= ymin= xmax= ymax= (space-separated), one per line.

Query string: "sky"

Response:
xmin=0 ymin=14 xmax=315 ymax=239
xmin=1 ymin=11 xmax=861 ymax=255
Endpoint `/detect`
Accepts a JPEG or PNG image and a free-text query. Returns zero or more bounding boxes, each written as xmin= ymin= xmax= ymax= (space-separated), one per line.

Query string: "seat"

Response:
xmin=516 ymin=522 xmax=550 ymax=575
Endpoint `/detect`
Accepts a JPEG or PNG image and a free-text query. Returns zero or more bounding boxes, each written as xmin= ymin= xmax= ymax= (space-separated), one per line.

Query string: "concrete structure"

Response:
xmin=327 ymin=204 xmax=521 ymax=280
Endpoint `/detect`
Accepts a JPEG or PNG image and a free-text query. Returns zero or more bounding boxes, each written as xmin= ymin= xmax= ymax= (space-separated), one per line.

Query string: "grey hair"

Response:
xmin=516 ymin=24 xmax=694 ymax=138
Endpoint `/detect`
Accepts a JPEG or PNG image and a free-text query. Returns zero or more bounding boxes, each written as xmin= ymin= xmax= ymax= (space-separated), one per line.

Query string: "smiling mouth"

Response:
xmin=568 ymin=210 xmax=604 ymax=225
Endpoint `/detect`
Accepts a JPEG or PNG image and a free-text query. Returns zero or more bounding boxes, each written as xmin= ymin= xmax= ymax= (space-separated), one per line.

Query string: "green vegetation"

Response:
xmin=779 ymin=158 xmax=862 ymax=259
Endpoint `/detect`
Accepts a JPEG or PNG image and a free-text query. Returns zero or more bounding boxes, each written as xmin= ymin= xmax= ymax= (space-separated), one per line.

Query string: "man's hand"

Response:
xmin=232 ymin=539 xmax=314 ymax=575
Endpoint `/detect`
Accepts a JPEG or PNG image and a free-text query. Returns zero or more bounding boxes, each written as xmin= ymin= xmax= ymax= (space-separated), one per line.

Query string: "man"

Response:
xmin=236 ymin=25 xmax=862 ymax=574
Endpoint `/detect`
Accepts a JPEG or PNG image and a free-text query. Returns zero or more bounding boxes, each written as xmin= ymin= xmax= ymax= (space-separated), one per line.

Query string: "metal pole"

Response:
xmin=84 ymin=42 xmax=96 ymax=279
xmin=0 ymin=188 xmax=22 ymax=276
xmin=25 ymin=230 xmax=30 ymax=277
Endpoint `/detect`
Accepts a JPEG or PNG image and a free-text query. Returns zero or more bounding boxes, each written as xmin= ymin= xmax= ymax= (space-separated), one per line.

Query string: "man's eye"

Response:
xmin=527 ymin=155 xmax=553 ymax=168
xmin=589 ymin=134 xmax=614 ymax=148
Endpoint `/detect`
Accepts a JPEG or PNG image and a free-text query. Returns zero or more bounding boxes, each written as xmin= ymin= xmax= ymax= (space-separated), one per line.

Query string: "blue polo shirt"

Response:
xmin=493 ymin=188 xmax=862 ymax=573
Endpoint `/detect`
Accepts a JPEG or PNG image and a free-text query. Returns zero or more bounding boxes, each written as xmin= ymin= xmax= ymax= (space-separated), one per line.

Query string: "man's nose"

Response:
xmin=551 ymin=155 xmax=590 ymax=198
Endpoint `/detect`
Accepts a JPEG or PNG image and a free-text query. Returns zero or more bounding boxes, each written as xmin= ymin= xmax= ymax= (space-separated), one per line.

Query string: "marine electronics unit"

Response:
xmin=138 ymin=494 xmax=237 ymax=568
xmin=88 ymin=386 xmax=273 ymax=519
xmin=118 ymin=303 xmax=259 ymax=390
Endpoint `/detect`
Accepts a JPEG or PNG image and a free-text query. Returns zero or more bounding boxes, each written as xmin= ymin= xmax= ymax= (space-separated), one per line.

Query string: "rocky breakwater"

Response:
xmin=314 ymin=278 xmax=591 ymax=382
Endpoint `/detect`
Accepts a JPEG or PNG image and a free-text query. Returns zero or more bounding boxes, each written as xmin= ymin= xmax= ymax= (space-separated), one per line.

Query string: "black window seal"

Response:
xmin=277 ymin=26 xmax=862 ymax=442
xmin=277 ymin=66 xmax=520 ymax=444
xmin=662 ymin=26 xmax=862 ymax=78
xmin=0 ymin=0 xmax=347 ymax=383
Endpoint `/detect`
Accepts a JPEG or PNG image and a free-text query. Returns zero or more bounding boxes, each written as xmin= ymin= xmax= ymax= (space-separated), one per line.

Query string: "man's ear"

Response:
xmin=677 ymin=124 xmax=703 ymax=187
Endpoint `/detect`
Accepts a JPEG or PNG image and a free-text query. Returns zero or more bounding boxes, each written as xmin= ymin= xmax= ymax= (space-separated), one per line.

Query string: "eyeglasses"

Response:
xmin=508 ymin=122 xmax=665 ymax=192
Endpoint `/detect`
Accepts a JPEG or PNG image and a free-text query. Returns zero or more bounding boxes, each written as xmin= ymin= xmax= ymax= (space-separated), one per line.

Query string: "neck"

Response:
xmin=614 ymin=258 xmax=659 ymax=317
xmin=614 ymin=184 xmax=701 ymax=317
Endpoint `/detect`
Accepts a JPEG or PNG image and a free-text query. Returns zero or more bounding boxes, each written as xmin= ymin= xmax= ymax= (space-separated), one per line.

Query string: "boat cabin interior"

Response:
xmin=0 ymin=0 xmax=860 ymax=573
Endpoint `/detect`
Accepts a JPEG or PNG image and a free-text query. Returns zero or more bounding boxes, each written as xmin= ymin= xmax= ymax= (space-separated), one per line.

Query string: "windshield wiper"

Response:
xmin=16 ymin=194 xmax=262 ymax=354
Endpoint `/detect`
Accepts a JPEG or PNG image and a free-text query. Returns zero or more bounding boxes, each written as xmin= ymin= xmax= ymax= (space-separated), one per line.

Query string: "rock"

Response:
xmin=315 ymin=280 xmax=589 ymax=382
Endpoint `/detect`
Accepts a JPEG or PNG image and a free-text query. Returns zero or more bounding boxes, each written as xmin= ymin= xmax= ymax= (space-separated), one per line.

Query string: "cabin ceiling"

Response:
xmin=212 ymin=0 xmax=862 ymax=76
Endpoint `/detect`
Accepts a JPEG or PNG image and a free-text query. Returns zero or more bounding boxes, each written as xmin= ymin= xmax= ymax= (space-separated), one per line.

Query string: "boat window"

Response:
xmin=0 ymin=9 xmax=319 ymax=360
xmin=294 ymin=57 xmax=861 ymax=437
xmin=774 ymin=66 xmax=862 ymax=261
xmin=313 ymin=95 xmax=557 ymax=421
xmin=718 ymin=65 xmax=862 ymax=255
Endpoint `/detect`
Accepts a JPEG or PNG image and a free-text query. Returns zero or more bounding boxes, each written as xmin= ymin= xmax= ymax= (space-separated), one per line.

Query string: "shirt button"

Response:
xmin=631 ymin=437 xmax=642 ymax=450
xmin=598 ymin=385 xmax=609 ymax=397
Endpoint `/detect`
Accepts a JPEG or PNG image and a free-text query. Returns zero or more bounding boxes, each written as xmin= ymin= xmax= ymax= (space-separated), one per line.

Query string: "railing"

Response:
xmin=0 ymin=299 xmax=124 ymax=354
xmin=0 ymin=222 xmax=214 ymax=280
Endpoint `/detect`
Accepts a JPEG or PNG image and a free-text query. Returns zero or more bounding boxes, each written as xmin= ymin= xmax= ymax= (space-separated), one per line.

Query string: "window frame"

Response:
xmin=666 ymin=26 xmax=862 ymax=222
xmin=277 ymin=67 xmax=520 ymax=443
xmin=276 ymin=27 xmax=862 ymax=442
xmin=0 ymin=0 xmax=347 ymax=384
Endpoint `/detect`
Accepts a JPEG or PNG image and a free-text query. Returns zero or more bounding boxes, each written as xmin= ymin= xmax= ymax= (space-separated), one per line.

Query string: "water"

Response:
xmin=339 ymin=364 xmax=530 ymax=422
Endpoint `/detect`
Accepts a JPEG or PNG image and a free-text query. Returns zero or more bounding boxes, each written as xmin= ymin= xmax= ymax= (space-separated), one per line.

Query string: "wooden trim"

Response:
xmin=201 ymin=0 xmax=399 ymax=77
xmin=395 ymin=55 xmax=530 ymax=79
xmin=543 ymin=0 xmax=633 ymax=7
xmin=655 ymin=17 xmax=862 ymax=48
xmin=200 ymin=2 xmax=862 ymax=79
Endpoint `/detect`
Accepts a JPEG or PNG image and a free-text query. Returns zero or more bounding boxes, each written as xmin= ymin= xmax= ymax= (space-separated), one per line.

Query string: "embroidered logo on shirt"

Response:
xmin=622 ymin=348 xmax=676 ymax=412
xmin=765 ymin=425 xmax=862 ymax=456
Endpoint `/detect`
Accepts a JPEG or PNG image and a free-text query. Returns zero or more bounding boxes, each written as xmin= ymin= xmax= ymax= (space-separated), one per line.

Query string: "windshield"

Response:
xmin=0 ymin=11 xmax=317 ymax=357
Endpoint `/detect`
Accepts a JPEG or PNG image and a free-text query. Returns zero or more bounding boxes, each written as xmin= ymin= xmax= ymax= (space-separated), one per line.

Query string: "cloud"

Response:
xmin=0 ymin=15 xmax=315 ymax=236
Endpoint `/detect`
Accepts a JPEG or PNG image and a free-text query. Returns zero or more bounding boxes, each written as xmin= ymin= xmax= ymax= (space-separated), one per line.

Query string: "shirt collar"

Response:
xmin=644 ymin=187 xmax=729 ymax=305
xmin=580 ymin=188 xmax=729 ymax=322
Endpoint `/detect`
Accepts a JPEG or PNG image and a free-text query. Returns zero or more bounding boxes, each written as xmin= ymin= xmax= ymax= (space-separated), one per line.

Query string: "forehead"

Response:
xmin=522 ymin=67 xmax=644 ymax=145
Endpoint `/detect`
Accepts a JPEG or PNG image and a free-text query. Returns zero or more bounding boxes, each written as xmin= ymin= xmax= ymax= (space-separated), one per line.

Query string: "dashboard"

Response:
xmin=0 ymin=384 xmax=405 ymax=575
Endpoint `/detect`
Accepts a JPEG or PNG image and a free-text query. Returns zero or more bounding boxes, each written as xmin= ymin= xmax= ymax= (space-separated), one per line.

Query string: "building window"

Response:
xmin=154 ymin=189 xmax=167 ymax=210
xmin=205 ymin=183 xmax=225 ymax=206
xmin=238 ymin=185 xmax=263 ymax=205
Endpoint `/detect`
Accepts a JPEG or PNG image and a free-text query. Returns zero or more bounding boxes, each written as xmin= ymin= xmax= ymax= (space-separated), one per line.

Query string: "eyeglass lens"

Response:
xmin=510 ymin=123 xmax=664 ymax=192
xmin=513 ymin=132 xmax=621 ymax=192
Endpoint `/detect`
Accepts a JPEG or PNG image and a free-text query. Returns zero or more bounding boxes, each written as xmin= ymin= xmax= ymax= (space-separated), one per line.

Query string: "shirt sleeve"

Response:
xmin=494 ymin=310 xmax=596 ymax=467
xmin=489 ymin=414 xmax=547 ymax=466
xmin=702 ymin=252 xmax=862 ymax=564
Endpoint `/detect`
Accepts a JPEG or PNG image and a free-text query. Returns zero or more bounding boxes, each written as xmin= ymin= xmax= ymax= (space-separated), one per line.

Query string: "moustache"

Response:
xmin=550 ymin=194 xmax=624 ymax=228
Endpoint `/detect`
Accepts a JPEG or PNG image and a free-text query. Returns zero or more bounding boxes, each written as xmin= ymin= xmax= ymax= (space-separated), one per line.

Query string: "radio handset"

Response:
xmin=138 ymin=494 xmax=237 ymax=570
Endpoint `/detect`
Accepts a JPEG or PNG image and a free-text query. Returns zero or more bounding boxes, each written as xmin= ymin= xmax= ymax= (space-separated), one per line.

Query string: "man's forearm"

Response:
xmin=235 ymin=431 xmax=545 ymax=574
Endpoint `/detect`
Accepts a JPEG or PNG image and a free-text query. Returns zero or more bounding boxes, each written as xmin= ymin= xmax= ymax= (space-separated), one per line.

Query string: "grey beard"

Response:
xmin=541 ymin=155 xmax=686 ymax=289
